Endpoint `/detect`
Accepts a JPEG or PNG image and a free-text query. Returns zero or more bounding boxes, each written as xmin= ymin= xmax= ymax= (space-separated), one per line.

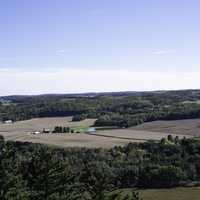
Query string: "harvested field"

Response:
xmin=9 ymin=133 xmax=133 ymax=148
xmin=0 ymin=117 xmax=95 ymax=134
xmin=109 ymin=187 xmax=200 ymax=200
xmin=0 ymin=117 xmax=191 ymax=148
xmin=93 ymin=129 xmax=189 ymax=141
xmin=132 ymin=119 xmax=200 ymax=137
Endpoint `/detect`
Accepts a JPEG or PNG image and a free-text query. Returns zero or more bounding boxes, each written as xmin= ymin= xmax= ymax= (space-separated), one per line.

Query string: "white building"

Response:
xmin=31 ymin=131 xmax=41 ymax=135
xmin=4 ymin=120 xmax=13 ymax=124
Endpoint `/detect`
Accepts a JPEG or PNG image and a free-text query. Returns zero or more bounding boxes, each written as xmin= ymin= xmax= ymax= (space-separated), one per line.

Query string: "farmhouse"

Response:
xmin=4 ymin=120 xmax=13 ymax=124
xmin=31 ymin=131 xmax=40 ymax=135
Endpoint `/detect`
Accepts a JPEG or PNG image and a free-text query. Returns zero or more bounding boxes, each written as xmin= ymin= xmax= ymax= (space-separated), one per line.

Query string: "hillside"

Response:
xmin=1 ymin=89 xmax=200 ymax=129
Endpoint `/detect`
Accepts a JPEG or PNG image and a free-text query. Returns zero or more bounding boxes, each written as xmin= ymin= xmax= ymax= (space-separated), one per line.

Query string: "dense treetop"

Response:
xmin=0 ymin=135 xmax=200 ymax=199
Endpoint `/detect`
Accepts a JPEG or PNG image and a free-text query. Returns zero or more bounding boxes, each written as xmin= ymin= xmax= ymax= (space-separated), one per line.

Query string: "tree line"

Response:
xmin=1 ymin=90 xmax=200 ymax=128
xmin=0 ymin=135 xmax=200 ymax=199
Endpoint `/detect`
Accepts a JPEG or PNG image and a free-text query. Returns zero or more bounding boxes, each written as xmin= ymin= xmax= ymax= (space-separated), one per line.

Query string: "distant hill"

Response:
xmin=1 ymin=89 xmax=200 ymax=100
xmin=1 ymin=89 xmax=200 ymax=126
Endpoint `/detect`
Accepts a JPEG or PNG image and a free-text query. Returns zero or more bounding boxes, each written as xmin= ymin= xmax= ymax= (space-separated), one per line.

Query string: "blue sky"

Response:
xmin=0 ymin=0 xmax=200 ymax=95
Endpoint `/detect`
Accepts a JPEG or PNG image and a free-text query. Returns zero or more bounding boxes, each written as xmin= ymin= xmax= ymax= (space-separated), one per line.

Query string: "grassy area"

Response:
xmin=140 ymin=187 xmax=200 ymax=200
xmin=70 ymin=126 xmax=90 ymax=133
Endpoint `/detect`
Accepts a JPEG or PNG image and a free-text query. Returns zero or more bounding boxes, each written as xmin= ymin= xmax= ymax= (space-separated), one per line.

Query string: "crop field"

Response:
xmin=0 ymin=117 xmax=191 ymax=148
xmin=132 ymin=119 xmax=200 ymax=137
xmin=92 ymin=129 xmax=189 ymax=141
xmin=0 ymin=117 xmax=96 ymax=136
xmin=140 ymin=187 xmax=200 ymax=200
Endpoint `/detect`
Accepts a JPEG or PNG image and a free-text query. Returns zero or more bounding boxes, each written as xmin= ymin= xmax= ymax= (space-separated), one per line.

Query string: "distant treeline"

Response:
xmin=1 ymin=90 xmax=200 ymax=127
xmin=0 ymin=135 xmax=200 ymax=199
xmin=95 ymin=103 xmax=200 ymax=127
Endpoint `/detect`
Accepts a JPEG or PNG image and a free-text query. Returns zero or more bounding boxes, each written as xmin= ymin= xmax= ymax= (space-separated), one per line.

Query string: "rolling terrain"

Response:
xmin=0 ymin=117 xmax=191 ymax=148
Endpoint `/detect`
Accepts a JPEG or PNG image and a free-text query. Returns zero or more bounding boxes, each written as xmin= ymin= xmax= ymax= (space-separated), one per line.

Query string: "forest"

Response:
xmin=0 ymin=135 xmax=200 ymax=200
xmin=1 ymin=90 xmax=200 ymax=128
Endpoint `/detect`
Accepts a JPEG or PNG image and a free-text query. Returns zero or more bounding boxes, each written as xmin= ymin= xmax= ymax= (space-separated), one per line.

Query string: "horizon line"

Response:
xmin=1 ymin=88 xmax=200 ymax=98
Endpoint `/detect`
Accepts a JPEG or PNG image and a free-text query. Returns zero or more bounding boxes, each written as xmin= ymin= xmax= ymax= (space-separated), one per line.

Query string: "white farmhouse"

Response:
xmin=4 ymin=120 xmax=13 ymax=124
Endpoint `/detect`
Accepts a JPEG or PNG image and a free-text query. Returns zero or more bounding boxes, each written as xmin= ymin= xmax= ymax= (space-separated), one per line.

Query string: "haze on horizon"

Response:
xmin=0 ymin=0 xmax=200 ymax=96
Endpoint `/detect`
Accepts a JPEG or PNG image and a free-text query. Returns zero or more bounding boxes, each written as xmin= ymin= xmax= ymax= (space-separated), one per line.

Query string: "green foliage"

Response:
xmin=104 ymin=189 xmax=142 ymax=200
xmin=0 ymin=135 xmax=200 ymax=199
xmin=72 ymin=114 xmax=87 ymax=122
xmin=2 ymin=90 xmax=200 ymax=128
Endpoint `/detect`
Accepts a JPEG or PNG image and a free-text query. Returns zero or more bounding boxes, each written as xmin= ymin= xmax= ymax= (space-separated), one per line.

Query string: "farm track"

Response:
xmin=86 ymin=133 xmax=149 ymax=141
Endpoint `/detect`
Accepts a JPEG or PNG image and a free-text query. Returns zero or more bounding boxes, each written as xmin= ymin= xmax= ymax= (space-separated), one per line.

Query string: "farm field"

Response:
xmin=132 ymin=119 xmax=200 ymax=137
xmin=0 ymin=116 xmax=96 ymax=132
xmin=92 ymin=129 xmax=189 ymax=141
xmin=0 ymin=117 xmax=191 ymax=148
xmin=140 ymin=187 xmax=200 ymax=200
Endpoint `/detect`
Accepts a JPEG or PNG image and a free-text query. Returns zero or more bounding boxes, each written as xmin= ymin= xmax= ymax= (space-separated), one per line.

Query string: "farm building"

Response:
xmin=31 ymin=131 xmax=41 ymax=135
xmin=4 ymin=120 xmax=13 ymax=124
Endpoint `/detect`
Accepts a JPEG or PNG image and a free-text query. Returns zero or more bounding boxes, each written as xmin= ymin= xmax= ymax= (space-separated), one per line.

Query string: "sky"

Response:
xmin=0 ymin=0 xmax=200 ymax=95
